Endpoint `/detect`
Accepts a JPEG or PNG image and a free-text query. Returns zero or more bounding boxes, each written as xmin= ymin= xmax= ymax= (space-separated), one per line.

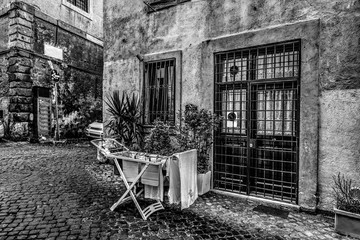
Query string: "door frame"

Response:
xmin=213 ymin=41 xmax=301 ymax=203
xmin=200 ymin=19 xmax=320 ymax=209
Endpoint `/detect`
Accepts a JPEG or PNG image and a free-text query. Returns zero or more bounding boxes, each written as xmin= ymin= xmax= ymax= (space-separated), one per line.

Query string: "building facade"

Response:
xmin=0 ymin=0 xmax=103 ymax=140
xmin=103 ymin=0 xmax=360 ymax=212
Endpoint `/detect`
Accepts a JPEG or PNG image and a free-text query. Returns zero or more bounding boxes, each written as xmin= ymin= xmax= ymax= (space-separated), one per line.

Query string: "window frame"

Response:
xmin=62 ymin=0 xmax=92 ymax=19
xmin=140 ymin=50 xmax=182 ymax=127
xmin=145 ymin=0 xmax=191 ymax=13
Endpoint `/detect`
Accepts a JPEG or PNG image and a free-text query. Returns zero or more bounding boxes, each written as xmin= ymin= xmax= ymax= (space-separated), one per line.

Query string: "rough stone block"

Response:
xmin=8 ymin=50 xmax=32 ymax=59
xmin=9 ymin=9 xmax=34 ymax=22
xmin=10 ymin=2 xmax=35 ymax=15
xmin=8 ymin=58 xmax=33 ymax=68
xmin=9 ymin=18 xmax=33 ymax=29
xmin=11 ymin=113 xmax=30 ymax=122
xmin=9 ymin=32 xmax=33 ymax=44
xmin=10 ymin=96 xmax=32 ymax=104
xmin=9 ymin=41 xmax=33 ymax=51
xmin=16 ymin=9 xmax=34 ymax=22
xmin=8 ymin=65 xmax=31 ymax=74
xmin=9 ymin=25 xmax=33 ymax=37
xmin=8 ymin=73 xmax=32 ymax=82
xmin=9 ymin=103 xmax=32 ymax=112
xmin=10 ymin=81 xmax=32 ymax=89
xmin=9 ymin=88 xmax=32 ymax=97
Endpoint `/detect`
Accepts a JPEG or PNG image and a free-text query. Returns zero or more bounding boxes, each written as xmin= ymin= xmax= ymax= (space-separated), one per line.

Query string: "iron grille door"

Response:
xmin=214 ymin=41 xmax=300 ymax=203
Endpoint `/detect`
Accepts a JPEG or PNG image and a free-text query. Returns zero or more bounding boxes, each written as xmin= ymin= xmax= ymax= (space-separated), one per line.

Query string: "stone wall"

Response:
xmin=0 ymin=55 xmax=9 ymax=119
xmin=103 ymin=0 xmax=360 ymax=211
xmin=0 ymin=1 xmax=103 ymax=140
xmin=0 ymin=11 xmax=10 ymax=120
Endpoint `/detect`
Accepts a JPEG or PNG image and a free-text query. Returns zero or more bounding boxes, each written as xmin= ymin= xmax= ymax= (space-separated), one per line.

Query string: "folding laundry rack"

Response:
xmin=91 ymin=138 xmax=168 ymax=220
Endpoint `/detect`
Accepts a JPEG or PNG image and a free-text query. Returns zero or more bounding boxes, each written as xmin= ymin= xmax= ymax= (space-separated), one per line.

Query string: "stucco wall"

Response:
xmin=103 ymin=0 xmax=360 ymax=211
xmin=9 ymin=0 xmax=103 ymax=40
xmin=318 ymin=89 xmax=360 ymax=210
xmin=0 ymin=0 xmax=11 ymax=9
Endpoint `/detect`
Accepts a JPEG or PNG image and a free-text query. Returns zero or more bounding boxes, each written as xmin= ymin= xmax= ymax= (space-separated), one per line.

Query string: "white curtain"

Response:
xmin=257 ymin=89 xmax=294 ymax=136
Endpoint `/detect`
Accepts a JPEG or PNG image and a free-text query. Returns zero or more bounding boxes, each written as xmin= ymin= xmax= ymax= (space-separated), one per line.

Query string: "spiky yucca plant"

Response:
xmin=105 ymin=90 xmax=143 ymax=149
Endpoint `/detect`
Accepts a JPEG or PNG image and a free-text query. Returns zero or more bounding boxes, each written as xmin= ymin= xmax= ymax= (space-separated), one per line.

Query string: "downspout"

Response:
xmin=315 ymin=19 xmax=322 ymax=210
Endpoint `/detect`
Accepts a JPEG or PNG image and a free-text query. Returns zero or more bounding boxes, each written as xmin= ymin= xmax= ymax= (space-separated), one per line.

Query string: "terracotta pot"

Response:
xmin=197 ymin=171 xmax=211 ymax=195
xmin=334 ymin=207 xmax=360 ymax=239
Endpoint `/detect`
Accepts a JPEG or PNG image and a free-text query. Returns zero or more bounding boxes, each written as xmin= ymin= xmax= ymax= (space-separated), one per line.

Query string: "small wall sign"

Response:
xmin=44 ymin=44 xmax=63 ymax=60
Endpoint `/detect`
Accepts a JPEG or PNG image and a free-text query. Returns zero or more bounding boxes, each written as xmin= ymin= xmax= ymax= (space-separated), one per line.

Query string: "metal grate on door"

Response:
xmin=214 ymin=41 xmax=300 ymax=203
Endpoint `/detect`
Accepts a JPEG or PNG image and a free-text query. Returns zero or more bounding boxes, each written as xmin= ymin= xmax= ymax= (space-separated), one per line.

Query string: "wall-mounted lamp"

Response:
xmin=136 ymin=54 xmax=144 ymax=62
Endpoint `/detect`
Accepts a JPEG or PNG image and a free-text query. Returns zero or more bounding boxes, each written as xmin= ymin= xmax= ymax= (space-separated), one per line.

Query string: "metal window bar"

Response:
xmin=214 ymin=41 xmax=300 ymax=203
xmin=67 ymin=0 xmax=89 ymax=12
xmin=144 ymin=59 xmax=175 ymax=124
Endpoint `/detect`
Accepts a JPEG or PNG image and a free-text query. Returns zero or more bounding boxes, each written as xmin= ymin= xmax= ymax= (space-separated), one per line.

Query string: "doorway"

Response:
xmin=213 ymin=41 xmax=300 ymax=203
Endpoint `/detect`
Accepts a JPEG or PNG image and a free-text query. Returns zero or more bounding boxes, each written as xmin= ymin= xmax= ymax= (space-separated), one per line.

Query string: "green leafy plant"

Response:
xmin=333 ymin=173 xmax=360 ymax=214
xmin=175 ymin=104 xmax=222 ymax=174
xmin=57 ymin=98 xmax=102 ymax=139
xmin=10 ymin=122 xmax=28 ymax=141
xmin=144 ymin=120 xmax=176 ymax=156
xmin=105 ymin=90 xmax=143 ymax=150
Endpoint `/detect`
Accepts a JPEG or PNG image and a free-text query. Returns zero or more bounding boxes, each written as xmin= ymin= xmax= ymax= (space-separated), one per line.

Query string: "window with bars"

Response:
xmin=67 ymin=0 xmax=89 ymax=12
xmin=145 ymin=0 xmax=191 ymax=12
xmin=216 ymin=41 xmax=300 ymax=135
xmin=143 ymin=59 xmax=176 ymax=124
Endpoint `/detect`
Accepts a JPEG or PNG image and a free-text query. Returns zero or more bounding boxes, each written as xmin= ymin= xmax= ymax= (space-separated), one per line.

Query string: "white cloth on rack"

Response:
xmin=168 ymin=149 xmax=198 ymax=209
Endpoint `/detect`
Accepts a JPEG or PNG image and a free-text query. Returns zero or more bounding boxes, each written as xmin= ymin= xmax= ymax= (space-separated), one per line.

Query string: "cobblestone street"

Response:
xmin=0 ymin=142 xmax=356 ymax=240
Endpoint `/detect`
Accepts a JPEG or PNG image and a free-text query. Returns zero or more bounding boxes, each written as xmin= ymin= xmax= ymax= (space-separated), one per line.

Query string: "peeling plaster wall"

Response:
xmin=103 ymin=0 xmax=360 ymax=211
xmin=15 ymin=0 xmax=103 ymax=39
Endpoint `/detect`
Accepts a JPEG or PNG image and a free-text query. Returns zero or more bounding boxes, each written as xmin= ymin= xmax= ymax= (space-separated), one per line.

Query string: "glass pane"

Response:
xmin=256 ymin=89 xmax=295 ymax=136
xmin=221 ymin=89 xmax=247 ymax=134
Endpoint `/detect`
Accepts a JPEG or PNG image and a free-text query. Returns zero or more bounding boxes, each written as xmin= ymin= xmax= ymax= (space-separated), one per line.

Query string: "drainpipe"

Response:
xmin=314 ymin=19 xmax=322 ymax=211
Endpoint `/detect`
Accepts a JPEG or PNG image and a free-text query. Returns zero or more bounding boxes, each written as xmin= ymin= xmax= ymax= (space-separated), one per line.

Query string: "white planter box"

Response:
xmin=197 ymin=171 xmax=211 ymax=196
xmin=334 ymin=207 xmax=360 ymax=239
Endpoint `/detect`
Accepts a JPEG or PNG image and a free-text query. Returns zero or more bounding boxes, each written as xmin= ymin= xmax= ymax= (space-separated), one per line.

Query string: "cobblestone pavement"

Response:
xmin=0 ymin=142 xmax=356 ymax=240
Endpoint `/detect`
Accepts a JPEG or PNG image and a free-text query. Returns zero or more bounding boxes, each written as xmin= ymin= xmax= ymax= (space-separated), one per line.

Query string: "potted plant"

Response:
xmin=105 ymin=90 xmax=143 ymax=150
xmin=104 ymin=90 xmax=144 ymax=177
xmin=175 ymin=104 xmax=222 ymax=195
xmin=332 ymin=173 xmax=360 ymax=238
xmin=144 ymin=119 xmax=176 ymax=156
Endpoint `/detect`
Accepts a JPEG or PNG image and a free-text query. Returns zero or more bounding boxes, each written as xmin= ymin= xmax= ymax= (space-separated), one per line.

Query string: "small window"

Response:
xmin=67 ymin=0 xmax=89 ymax=13
xmin=0 ymin=110 xmax=3 ymax=119
xmin=141 ymin=51 xmax=182 ymax=126
xmin=143 ymin=59 xmax=176 ymax=124
xmin=145 ymin=0 xmax=190 ymax=13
